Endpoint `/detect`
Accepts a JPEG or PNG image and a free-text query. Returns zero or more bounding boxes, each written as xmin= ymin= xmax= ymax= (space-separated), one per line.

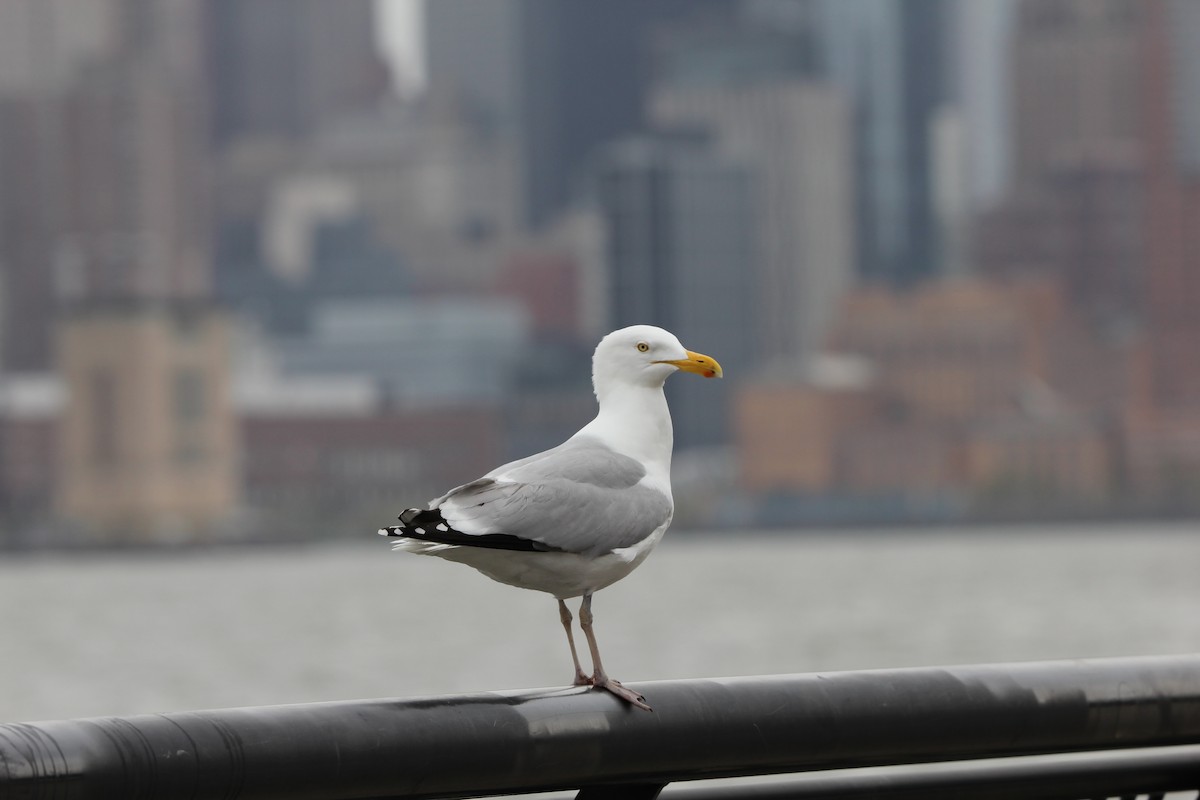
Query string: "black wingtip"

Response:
xmin=379 ymin=507 xmax=560 ymax=553
xmin=383 ymin=508 xmax=445 ymax=541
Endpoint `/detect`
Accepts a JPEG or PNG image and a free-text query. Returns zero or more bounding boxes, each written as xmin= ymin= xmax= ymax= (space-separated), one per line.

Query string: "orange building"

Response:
xmin=57 ymin=303 xmax=239 ymax=540
xmin=736 ymin=363 xmax=878 ymax=494
xmin=827 ymin=279 xmax=1065 ymax=420
xmin=735 ymin=278 xmax=1121 ymax=512
xmin=964 ymin=416 xmax=1116 ymax=507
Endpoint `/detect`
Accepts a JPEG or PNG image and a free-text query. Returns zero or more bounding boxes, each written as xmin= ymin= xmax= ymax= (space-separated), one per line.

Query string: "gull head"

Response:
xmin=592 ymin=325 xmax=723 ymax=394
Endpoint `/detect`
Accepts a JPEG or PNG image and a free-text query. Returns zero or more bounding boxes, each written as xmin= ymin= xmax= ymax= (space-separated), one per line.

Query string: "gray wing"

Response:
xmin=431 ymin=437 xmax=672 ymax=556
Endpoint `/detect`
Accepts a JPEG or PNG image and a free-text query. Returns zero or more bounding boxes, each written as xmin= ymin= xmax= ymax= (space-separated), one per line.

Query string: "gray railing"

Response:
xmin=3 ymin=654 xmax=1199 ymax=799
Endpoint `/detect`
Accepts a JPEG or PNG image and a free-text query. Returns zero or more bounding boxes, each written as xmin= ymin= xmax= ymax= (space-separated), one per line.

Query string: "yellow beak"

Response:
xmin=656 ymin=350 xmax=723 ymax=379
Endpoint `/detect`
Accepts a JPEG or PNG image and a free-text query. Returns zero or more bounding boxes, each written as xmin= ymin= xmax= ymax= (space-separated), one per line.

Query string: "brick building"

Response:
xmin=735 ymin=278 xmax=1122 ymax=516
xmin=1122 ymin=0 xmax=1200 ymax=502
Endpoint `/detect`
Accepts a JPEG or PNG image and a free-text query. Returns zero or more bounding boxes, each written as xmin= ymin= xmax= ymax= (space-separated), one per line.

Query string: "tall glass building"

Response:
xmin=594 ymin=135 xmax=756 ymax=449
xmin=811 ymin=0 xmax=954 ymax=285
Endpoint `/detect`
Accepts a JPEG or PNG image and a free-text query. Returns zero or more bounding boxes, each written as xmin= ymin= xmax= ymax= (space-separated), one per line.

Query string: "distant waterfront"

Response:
xmin=1 ymin=523 xmax=1197 ymax=723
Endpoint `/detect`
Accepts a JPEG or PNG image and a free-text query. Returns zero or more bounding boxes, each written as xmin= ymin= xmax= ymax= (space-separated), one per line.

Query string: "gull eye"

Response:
xmin=636 ymin=342 xmax=650 ymax=353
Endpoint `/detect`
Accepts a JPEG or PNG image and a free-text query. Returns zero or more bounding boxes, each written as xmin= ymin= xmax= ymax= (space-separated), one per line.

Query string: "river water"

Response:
xmin=2 ymin=523 xmax=1197 ymax=723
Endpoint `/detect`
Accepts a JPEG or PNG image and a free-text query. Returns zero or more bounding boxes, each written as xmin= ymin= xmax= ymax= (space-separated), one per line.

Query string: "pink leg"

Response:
xmin=578 ymin=592 xmax=652 ymax=711
xmin=558 ymin=599 xmax=592 ymax=686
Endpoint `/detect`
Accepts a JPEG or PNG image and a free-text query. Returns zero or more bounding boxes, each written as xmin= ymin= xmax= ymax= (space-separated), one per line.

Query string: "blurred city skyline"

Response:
xmin=1 ymin=0 xmax=1198 ymax=545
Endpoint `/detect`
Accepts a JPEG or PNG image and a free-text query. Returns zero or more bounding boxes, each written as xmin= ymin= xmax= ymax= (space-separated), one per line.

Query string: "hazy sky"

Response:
xmin=376 ymin=0 xmax=426 ymax=94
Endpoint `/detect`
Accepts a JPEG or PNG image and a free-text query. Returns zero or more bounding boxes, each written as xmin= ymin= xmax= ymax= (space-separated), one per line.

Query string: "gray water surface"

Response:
xmin=2 ymin=524 xmax=1197 ymax=722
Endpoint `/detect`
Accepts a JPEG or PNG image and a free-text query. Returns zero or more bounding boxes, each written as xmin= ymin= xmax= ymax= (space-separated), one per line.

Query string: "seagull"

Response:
xmin=379 ymin=325 xmax=722 ymax=710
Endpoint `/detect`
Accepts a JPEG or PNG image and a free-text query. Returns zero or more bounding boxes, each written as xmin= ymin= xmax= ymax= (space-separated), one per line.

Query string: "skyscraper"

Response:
xmin=1010 ymin=0 xmax=1141 ymax=188
xmin=1141 ymin=0 xmax=1200 ymax=410
xmin=595 ymin=135 xmax=756 ymax=448
xmin=205 ymin=0 xmax=390 ymax=146
xmin=974 ymin=0 xmax=1145 ymax=321
xmin=810 ymin=0 xmax=956 ymax=284
xmin=0 ymin=0 xmax=108 ymax=369
xmin=650 ymin=79 xmax=855 ymax=364
xmin=0 ymin=0 xmax=116 ymax=95
xmin=424 ymin=0 xmax=725 ymax=229
xmin=0 ymin=0 xmax=213 ymax=368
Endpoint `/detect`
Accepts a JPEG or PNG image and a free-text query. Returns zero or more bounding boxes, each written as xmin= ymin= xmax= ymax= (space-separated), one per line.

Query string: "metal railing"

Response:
xmin=3 ymin=654 xmax=1199 ymax=799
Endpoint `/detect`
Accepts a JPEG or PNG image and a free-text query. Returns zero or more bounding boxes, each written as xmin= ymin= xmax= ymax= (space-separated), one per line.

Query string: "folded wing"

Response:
xmin=401 ymin=436 xmax=673 ymax=557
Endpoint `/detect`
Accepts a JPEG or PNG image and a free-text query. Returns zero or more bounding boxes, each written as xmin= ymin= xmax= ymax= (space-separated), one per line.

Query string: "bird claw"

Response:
xmin=594 ymin=677 xmax=652 ymax=711
xmin=572 ymin=672 xmax=594 ymax=687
